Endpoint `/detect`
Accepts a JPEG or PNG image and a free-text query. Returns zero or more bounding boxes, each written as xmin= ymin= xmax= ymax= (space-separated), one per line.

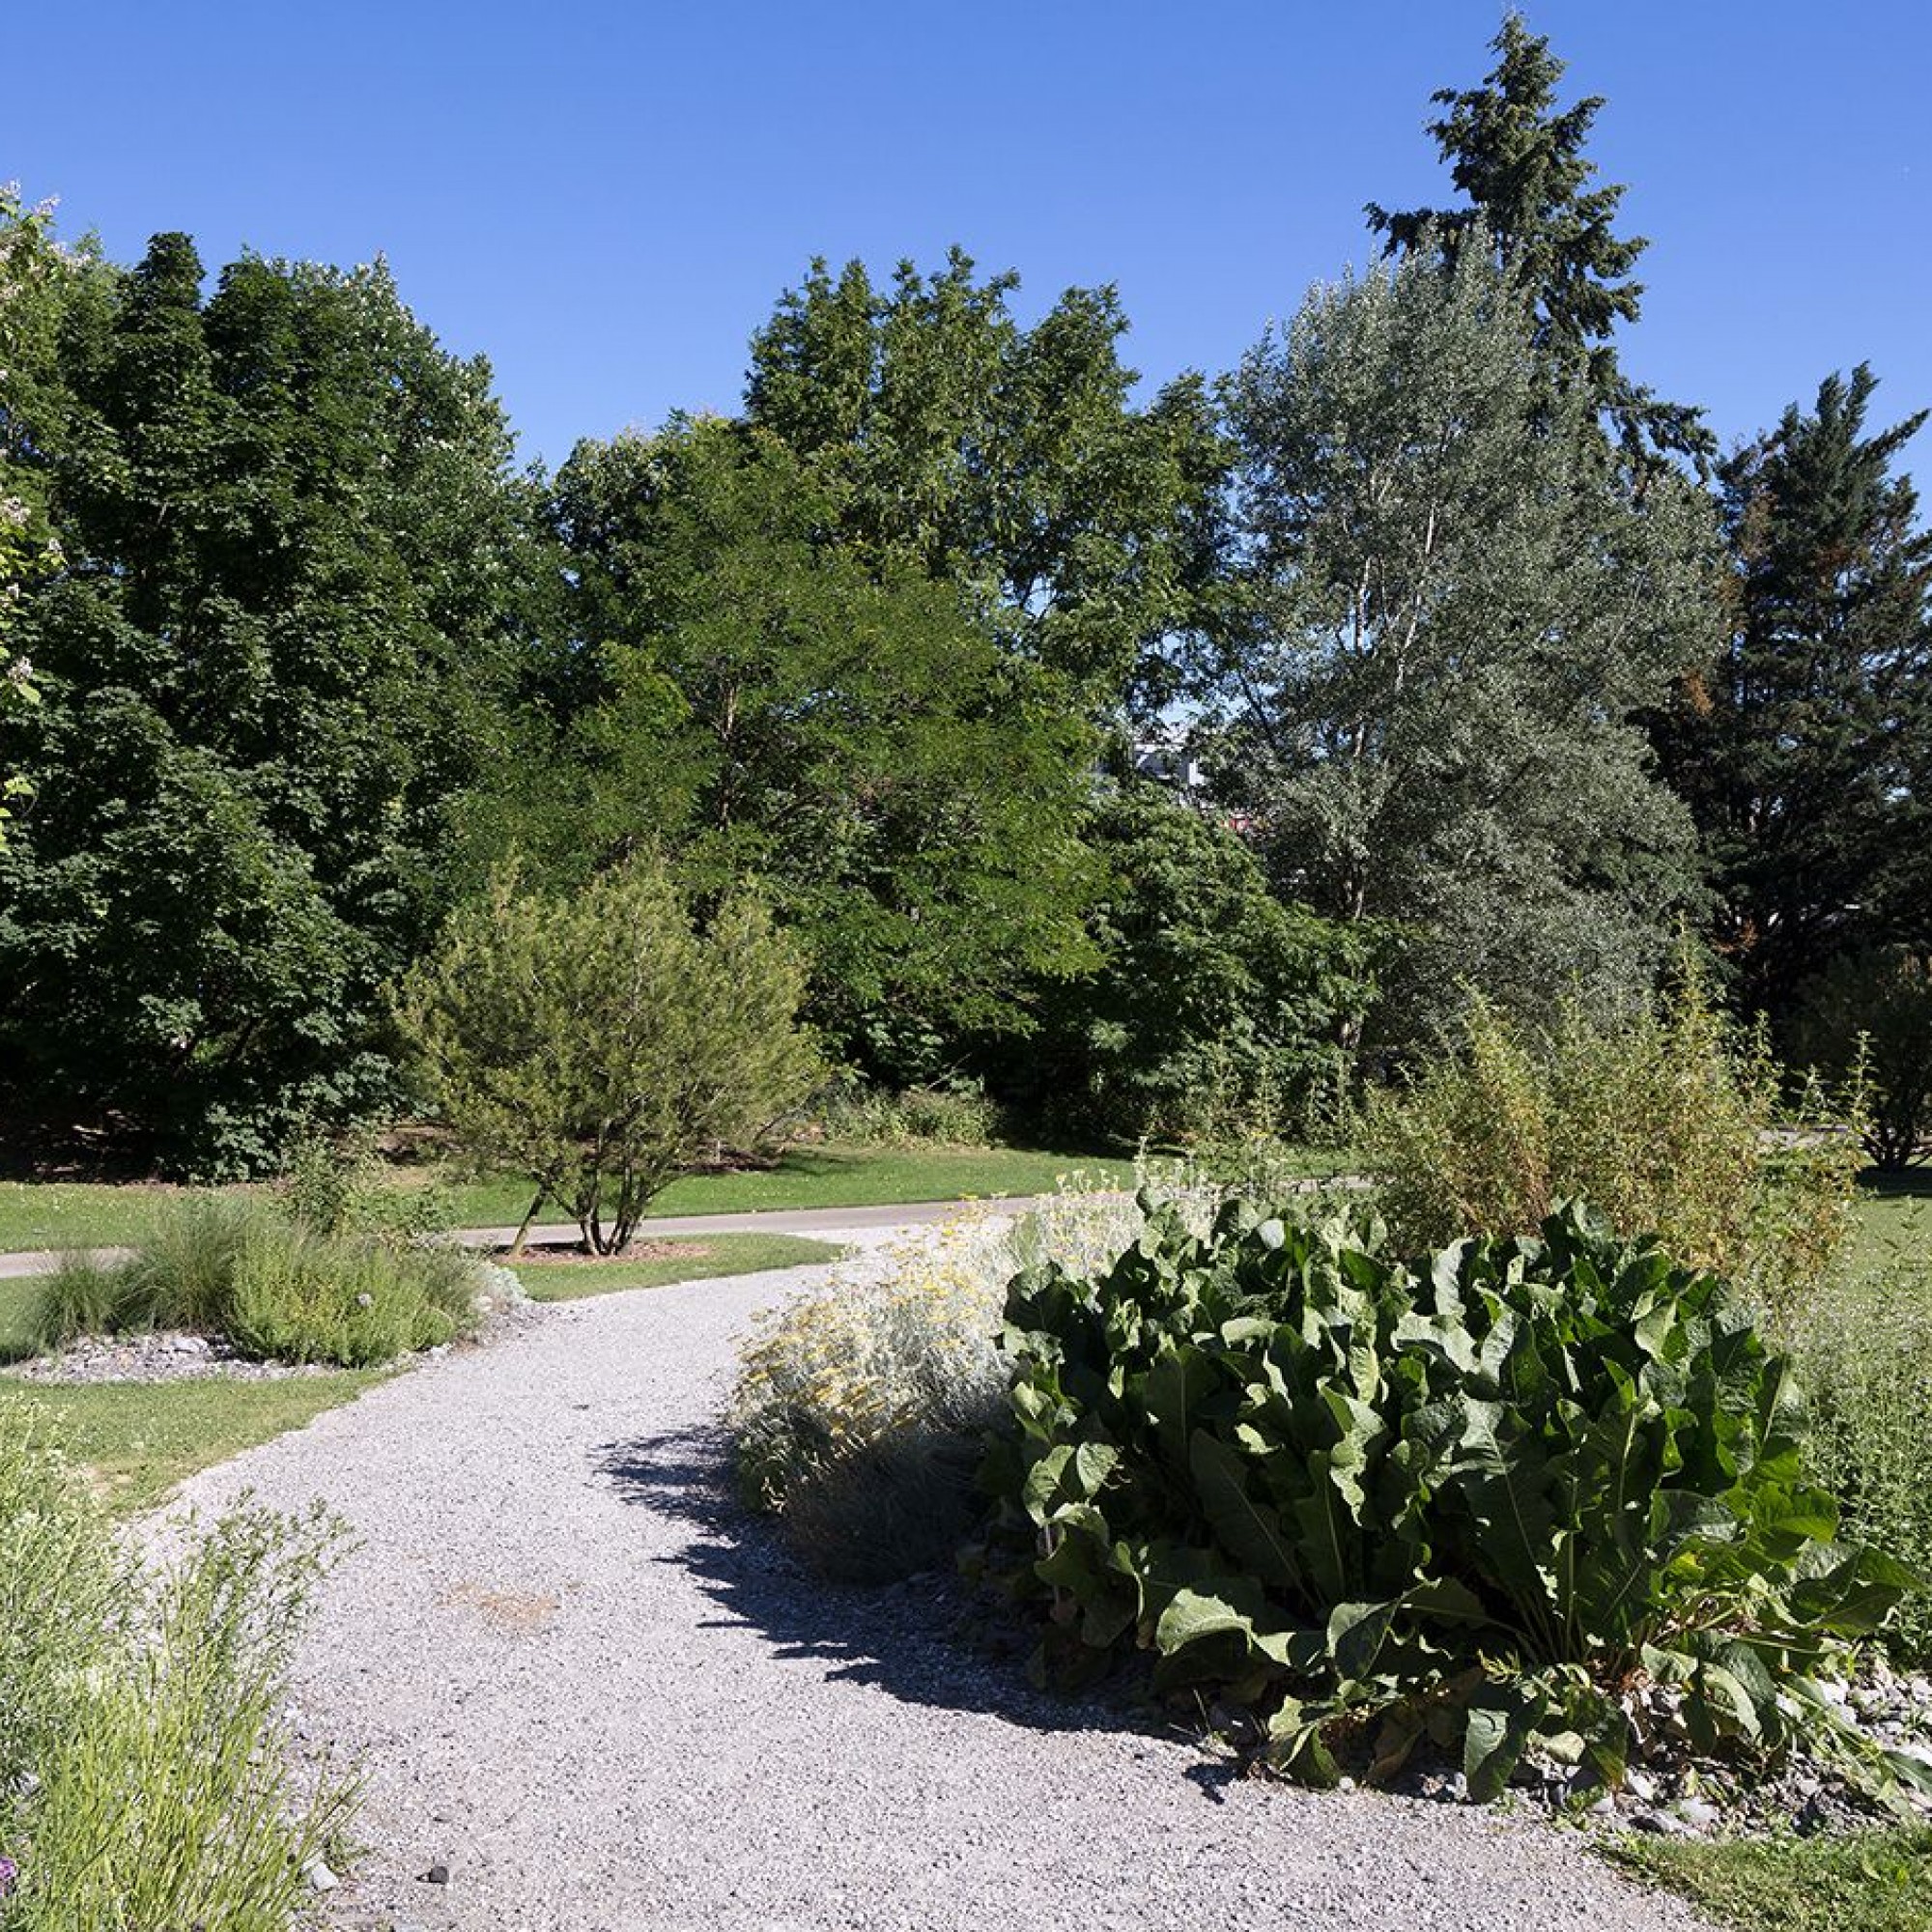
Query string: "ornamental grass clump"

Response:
xmin=33 ymin=1195 xmax=483 ymax=1366
xmin=0 ymin=1405 xmax=350 ymax=1926
xmin=991 ymin=1196 xmax=1927 ymax=1801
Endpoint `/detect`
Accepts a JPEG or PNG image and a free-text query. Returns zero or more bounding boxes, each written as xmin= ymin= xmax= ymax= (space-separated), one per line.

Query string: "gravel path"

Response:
xmin=165 ymin=1241 xmax=1702 ymax=1932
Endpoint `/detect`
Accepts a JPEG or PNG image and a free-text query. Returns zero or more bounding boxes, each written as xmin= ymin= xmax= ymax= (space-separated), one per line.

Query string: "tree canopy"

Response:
xmin=1661 ymin=365 xmax=1932 ymax=1023
xmin=1367 ymin=14 xmax=1711 ymax=465
xmin=482 ymin=416 xmax=1102 ymax=1074
xmin=0 ymin=233 xmax=538 ymax=1171
xmin=1195 ymin=243 xmax=1718 ymax=1047
xmin=744 ymin=249 xmax=1229 ymax=713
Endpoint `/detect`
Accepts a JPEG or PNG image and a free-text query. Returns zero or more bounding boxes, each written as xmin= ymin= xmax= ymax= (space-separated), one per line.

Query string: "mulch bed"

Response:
xmin=504 ymin=1240 xmax=717 ymax=1265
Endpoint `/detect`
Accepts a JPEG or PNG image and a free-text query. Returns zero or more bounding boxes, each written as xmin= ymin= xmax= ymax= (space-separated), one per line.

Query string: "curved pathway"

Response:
xmin=167 ymin=1238 xmax=1702 ymax=1932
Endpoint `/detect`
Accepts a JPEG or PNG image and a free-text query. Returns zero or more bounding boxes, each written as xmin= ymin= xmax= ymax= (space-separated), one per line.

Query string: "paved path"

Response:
xmin=163 ymin=1240 xmax=1699 ymax=1932
xmin=0 ymin=1197 xmax=1057 ymax=1279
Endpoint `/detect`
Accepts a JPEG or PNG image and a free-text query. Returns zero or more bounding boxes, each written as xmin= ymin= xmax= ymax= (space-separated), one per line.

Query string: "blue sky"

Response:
xmin=11 ymin=1 xmax=1930 ymax=477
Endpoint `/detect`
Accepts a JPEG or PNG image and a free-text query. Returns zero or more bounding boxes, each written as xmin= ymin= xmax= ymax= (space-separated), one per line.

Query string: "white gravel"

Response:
xmin=164 ymin=1242 xmax=1705 ymax=1932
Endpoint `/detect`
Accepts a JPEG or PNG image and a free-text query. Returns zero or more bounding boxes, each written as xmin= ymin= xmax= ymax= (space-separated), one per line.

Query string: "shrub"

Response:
xmin=397 ymin=858 xmax=821 ymax=1254
xmin=732 ymin=1188 xmax=1160 ymax=1580
xmin=807 ymin=1074 xmax=1004 ymax=1149
xmin=0 ymin=1405 xmax=350 ymax=1924
xmin=277 ymin=1120 xmax=455 ymax=1241
xmin=1794 ymin=950 xmax=1932 ymax=1171
xmin=731 ymin=1217 xmax=1017 ymax=1579
xmin=1362 ymin=975 xmax=1861 ymax=1318
xmin=32 ymin=1197 xmax=483 ymax=1366
xmin=1010 ymin=788 xmax=1376 ymax=1147
xmin=990 ymin=1198 xmax=1924 ymax=1799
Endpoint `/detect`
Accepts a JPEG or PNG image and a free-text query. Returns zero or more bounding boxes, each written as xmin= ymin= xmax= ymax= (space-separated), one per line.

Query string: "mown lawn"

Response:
xmin=0 ymin=1143 xmax=1151 ymax=1254
xmin=440 ymin=1143 xmax=1145 ymax=1230
xmin=513 ymin=1233 xmax=844 ymax=1300
xmin=0 ymin=1372 xmax=389 ymax=1512
xmin=1610 ymin=1827 xmax=1932 ymax=1932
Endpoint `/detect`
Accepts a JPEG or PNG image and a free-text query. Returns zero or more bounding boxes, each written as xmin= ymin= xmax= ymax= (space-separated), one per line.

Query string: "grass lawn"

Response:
xmin=0 ymin=1269 xmax=41 ymax=1360
xmin=513 ymin=1233 xmax=844 ymax=1301
xmin=1850 ymin=1177 xmax=1932 ymax=1274
xmin=0 ymin=1179 xmax=215 ymax=1254
xmin=1609 ymin=1827 xmax=1932 ymax=1932
xmin=440 ymin=1143 xmax=1148 ymax=1230
xmin=0 ymin=1143 xmax=1159 ymax=1254
xmin=0 ymin=1372 xmax=388 ymax=1512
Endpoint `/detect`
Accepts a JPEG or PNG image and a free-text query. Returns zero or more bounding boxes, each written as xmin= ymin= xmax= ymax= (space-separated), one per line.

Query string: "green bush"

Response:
xmin=398 ymin=858 xmax=821 ymax=1254
xmin=1794 ymin=950 xmax=1932 ymax=1172
xmin=277 ymin=1121 xmax=456 ymax=1241
xmin=807 ymin=1074 xmax=1004 ymax=1150
xmin=1362 ymin=976 xmax=1861 ymax=1319
xmin=32 ymin=1197 xmax=482 ymax=1366
xmin=1013 ymin=789 xmax=1375 ymax=1148
xmin=0 ymin=1405 xmax=349 ymax=1925
xmin=991 ymin=1197 xmax=1924 ymax=1798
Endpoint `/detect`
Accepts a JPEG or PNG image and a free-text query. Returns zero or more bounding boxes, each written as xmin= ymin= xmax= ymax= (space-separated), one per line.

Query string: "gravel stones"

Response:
xmin=9 ymin=1330 xmax=338 ymax=1384
xmin=156 ymin=1242 xmax=1707 ymax=1932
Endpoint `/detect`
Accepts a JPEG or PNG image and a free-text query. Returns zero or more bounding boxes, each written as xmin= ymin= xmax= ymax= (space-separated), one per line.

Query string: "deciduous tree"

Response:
xmin=1197 ymin=245 xmax=1717 ymax=1051
xmin=398 ymin=860 xmax=820 ymax=1255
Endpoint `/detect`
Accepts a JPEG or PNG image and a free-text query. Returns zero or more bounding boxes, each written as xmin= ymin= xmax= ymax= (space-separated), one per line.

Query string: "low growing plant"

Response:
xmin=806 ymin=1073 xmax=1004 ymax=1150
xmin=0 ymin=1405 xmax=350 ymax=1926
xmin=991 ymin=1197 xmax=1926 ymax=1800
xmin=1789 ymin=1264 xmax=1932 ymax=1663
xmin=33 ymin=1197 xmax=483 ymax=1366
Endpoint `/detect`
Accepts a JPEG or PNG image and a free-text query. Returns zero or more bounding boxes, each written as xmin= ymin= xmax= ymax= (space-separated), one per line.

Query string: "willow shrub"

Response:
xmin=1362 ymin=977 xmax=1861 ymax=1321
xmin=0 ymin=1406 xmax=349 ymax=1925
xmin=991 ymin=1198 xmax=1926 ymax=1800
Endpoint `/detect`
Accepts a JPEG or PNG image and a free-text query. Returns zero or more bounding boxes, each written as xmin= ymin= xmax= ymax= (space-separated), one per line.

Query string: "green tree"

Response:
xmin=398 ymin=860 xmax=820 ymax=1255
xmin=1010 ymin=786 xmax=1375 ymax=1144
xmin=0 ymin=185 xmax=77 ymax=846
xmin=1367 ymin=14 xmax=1710 ymax=464
xmin=1199 ymin=244 xmax=1717 ymax=1051
xmin=1660 ymin=366 xmax=1932 ymax=1026
xmin=744 ymin=248 xmax=1229 ymax=711
xmin=1793 ymin=948 xmax=1932 ymax=1171
xmin=0 ymin=233 xmax=539 ymax=1172
xmin=490 ymin=417 xmax=1101 ymax=1073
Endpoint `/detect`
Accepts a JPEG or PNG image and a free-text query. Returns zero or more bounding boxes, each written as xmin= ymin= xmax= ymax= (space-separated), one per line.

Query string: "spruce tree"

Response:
xmin=1662 ymin=365 xmax=1932 ymax=1023
xmin=1368 ymin=14 xmax=1711 ymax=464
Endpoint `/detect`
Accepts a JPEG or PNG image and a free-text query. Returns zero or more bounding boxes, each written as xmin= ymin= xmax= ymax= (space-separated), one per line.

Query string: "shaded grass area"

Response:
xmin=0 ymin=1371 xmax=386 ymax=1511
xmin=513 ymin=1234 xmax=844 ymax=1301
xmin=1608 ymin=1827 xmax=1932 ymax=1932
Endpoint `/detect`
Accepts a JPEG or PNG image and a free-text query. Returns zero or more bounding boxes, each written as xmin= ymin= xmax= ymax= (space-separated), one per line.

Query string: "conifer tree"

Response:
xmin=1368 ymin=14 xmax=1711 ymax=464
xmin=1661 ymin=366 xmax=1932 ymax=1022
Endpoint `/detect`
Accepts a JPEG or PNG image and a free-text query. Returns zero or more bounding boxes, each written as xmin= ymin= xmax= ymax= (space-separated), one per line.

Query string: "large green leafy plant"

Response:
xmin=992 ymin=1199 xmax=1925 ymax=1799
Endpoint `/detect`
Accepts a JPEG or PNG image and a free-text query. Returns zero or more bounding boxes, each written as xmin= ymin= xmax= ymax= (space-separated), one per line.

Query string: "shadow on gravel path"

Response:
xmin=595 ymin=1423 xmax=1169 ymax=1744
